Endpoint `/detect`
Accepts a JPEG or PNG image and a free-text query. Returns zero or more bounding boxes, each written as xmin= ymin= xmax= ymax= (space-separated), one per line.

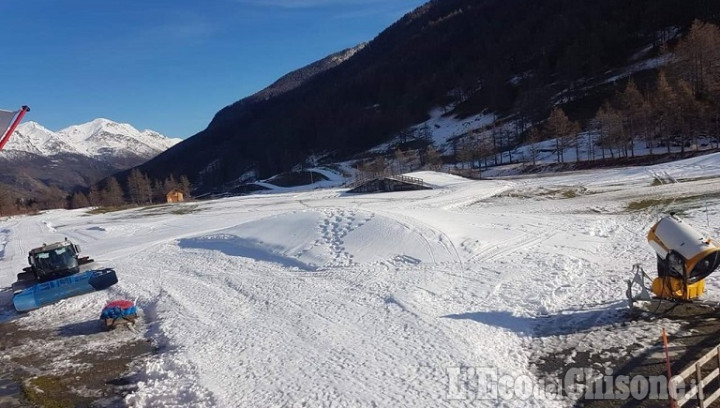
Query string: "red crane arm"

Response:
xmin=0 ymin=105 xmax=30 ymax=151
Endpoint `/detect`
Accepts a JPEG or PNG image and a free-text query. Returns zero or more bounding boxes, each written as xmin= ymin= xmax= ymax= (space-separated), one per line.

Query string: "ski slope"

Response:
xmin=3 ymin=154 xmax=720 ymax=407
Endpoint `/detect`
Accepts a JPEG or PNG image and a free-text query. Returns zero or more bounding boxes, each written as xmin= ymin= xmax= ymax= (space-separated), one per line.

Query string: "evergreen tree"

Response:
xmin=675 ymin=79 xmax=703 ymax=152
xmin=527 ymin=127 xmax=542 ymax=165
xmin=672 ymin=20 xmax=720 ymax=98
xmin=652 ymin=71 xmax=678 ymax=153
xmin=544 ymin=107 xmax=575 ymax=163
xmin=127 ymin=169 xmax=146 ymax=205
xmin=37 ymin=186 xmax=68 ymax=210
xmin=616 ymin=79 xmax=646 ymax=157
xmin=88 ymin=184 xmax=102 ymax=207
xmin=425 ymin=146 xmax=443 ymax=170
xmin=143 ymin=174 xmax=154 ymax=204
xmin=152 ymin=179 xmax=165 ymax=203
xmin=179 ymin=175 xmax=192 ymax=197
xmin=456 ymin=138 xmax=474 ymax=169
xmin=594 ymin=101 xmax=623 ymax=159
xmin=70 ymin=192 xmax=90 ymax=209
xmin=102 ymin=177 xmax=125 ymax=207
xmin=164 ymin=174 xmax=178 ymax=194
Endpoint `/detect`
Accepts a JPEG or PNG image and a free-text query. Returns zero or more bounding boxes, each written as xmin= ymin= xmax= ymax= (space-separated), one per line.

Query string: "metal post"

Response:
xmin=663 ymin=329 xmax=675 ymax=408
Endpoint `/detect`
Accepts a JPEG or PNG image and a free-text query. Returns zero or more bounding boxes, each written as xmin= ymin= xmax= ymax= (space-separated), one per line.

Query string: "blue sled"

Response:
xmin=13 ymin=268 xmax=118 ymax=312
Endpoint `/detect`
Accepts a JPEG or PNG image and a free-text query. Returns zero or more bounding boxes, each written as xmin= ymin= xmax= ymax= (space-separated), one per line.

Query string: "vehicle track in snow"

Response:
xmin=370 ymin=208 xmax=462 ymax=266
xmin=464 ymin=221 xmax=559 ymax=267
xmin=0 ymin=217 xmax=44 ymax=287
xmin=0 ymin=223 xmax=13 ymax=261
xmin=124 ymin=242 xmax=465 ymax=407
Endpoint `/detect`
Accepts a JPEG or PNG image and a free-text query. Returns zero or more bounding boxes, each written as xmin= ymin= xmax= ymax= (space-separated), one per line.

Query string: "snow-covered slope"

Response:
xmin=5 ymin=119 xmax=181 ymax=160
xmin=3 ymin=154 xmax=720 ymax=406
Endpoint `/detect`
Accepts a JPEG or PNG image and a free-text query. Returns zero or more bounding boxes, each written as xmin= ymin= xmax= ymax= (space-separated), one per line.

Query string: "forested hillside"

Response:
xmin=130 ymin=0 xmax=718 ymax=194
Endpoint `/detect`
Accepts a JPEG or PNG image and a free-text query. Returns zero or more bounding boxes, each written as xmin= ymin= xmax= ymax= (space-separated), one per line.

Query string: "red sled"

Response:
xmin=100 ymin=299 xmax=138 ymax=330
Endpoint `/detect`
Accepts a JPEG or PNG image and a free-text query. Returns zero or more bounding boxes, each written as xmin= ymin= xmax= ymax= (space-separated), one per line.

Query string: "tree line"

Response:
xmin=70 ymin=170 xmax=192 ymax=209
xmin=447 ymin=20 xmax=720 ymax=168
xmin=0 ymin=169 xmax=192 ymax=217
xmin=547 ymin=20 xmax=720 ymax=162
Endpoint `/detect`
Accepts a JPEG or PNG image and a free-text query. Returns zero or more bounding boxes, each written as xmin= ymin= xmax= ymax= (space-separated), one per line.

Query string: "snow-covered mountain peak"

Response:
xmin=5 ymin=121 xmax=77 ymax=156
xmin=18 ymin=121 xmax=52 ymax=133
xmin=3 ymin=118 xmax=181 ymax=160
xmin=61 ymin=118 xmax=149 ymax=142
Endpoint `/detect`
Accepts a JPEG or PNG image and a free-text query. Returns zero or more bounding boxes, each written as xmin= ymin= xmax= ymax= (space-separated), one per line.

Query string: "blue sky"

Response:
xmin=1 ymin=0 xmax=426 ymax=139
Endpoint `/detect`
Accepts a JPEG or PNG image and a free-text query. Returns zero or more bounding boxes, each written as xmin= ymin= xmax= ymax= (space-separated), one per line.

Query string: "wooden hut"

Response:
xmin=166 ymin=189 xmax=184 ymax=203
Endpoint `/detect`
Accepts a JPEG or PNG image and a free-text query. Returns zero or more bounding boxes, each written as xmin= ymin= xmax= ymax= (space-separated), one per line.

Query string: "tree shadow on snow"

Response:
xmin=442 ymin=301 xmax=630 ymax=338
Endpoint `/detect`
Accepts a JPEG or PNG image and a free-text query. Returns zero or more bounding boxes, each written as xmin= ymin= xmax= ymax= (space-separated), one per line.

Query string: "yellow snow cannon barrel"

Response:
xmin=647 ymin=214 xmax=720 ymax=300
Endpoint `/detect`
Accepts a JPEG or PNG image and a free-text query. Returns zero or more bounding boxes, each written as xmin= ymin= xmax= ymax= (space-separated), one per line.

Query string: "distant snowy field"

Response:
xmin=3 ymin=154 xmax=720 ymax=407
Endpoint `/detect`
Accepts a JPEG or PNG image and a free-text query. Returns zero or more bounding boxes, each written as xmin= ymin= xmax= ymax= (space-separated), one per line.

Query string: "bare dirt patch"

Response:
xmin=0 ymin=312 xmax=153 ymax=407
xmin=531 ymin=304 xmax=720 ymax=408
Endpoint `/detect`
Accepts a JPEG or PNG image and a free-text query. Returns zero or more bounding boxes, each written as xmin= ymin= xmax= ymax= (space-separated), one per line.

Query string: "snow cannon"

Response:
xmin=647 ymin=214 xmax=720 ymax=301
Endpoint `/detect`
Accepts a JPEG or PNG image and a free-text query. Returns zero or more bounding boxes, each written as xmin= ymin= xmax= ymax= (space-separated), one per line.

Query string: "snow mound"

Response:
xmin=178 ymin=209 xmax=457 ymax=269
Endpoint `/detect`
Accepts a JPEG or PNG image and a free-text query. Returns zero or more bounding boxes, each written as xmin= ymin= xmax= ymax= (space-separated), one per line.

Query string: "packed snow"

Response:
xmin=3 ymin=153 xmax=720 ymax=407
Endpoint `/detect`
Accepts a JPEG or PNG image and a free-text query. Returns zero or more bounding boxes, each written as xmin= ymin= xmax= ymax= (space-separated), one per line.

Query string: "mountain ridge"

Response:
xmin=0 ymin=118 xmax=180 ymax=197
xmin=133 ymin=0 xmax=720 ymax=194
xmin=6 ymin=119 xmax=180 ymax=159
xmin=244 ymin=44 xmax=367 ymax=104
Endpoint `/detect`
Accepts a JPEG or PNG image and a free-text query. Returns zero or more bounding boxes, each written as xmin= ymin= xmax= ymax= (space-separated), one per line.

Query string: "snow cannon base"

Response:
xmin=13 ymin=268 xmax=118 ymax=312
xmin=626 ymin=264 xmax=720 ymax=316
xmin=651 ymin=276 xmax=705 ymax=300
xmin=101 ymin=299 xmax=138 ymax=330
